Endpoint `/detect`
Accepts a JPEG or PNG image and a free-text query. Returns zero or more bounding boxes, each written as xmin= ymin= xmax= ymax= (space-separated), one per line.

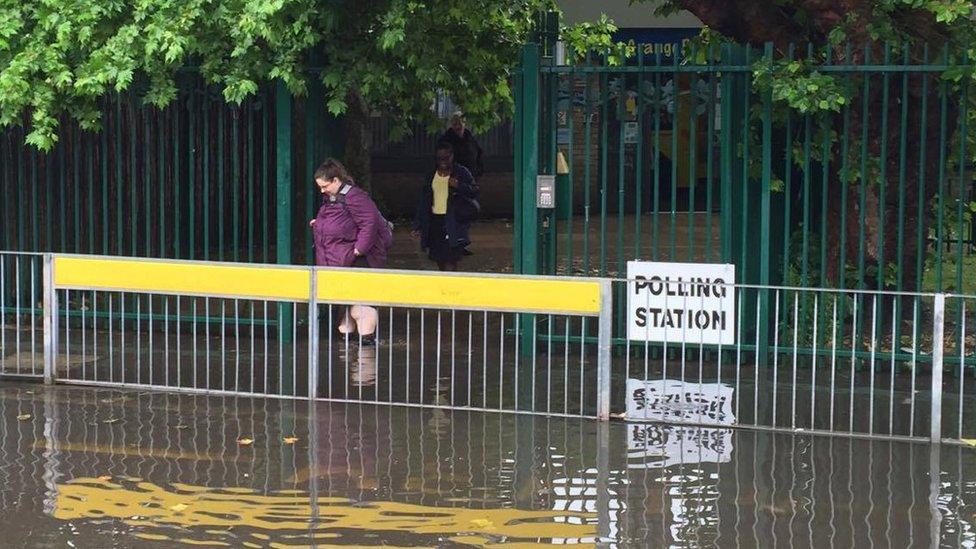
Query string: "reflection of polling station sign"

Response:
xmin=626 ymin=378 xmax=735 ymax=468
xmin=627 ymin=261 xmax=735 ymax=345
xmin=627 ymin=424 xmax=733 ymax=469
xmin=626 ymin=378 xmax=736 ymax=425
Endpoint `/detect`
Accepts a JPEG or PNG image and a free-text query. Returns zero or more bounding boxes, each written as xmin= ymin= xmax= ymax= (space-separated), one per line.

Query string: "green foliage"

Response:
xmin=753 ymin=59 xmax=848 ymax=114
xmin=0 ymin=1 xmax=617 ymax=149
xmin=561 ymin=14 xmax=631 ymax=65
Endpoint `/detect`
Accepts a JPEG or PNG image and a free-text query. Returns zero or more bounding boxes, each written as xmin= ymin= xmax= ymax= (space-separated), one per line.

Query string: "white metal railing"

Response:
xmin=3 ymin=251 xmax=975 ymax=441
xmin=31 ymin=253 xmax=613 ymax=420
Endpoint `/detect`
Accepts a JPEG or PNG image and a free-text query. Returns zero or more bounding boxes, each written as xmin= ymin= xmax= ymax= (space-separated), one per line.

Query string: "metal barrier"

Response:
xmin=4 ymin=251 xmax=976 ymax=441
xmin=44 ymin=254 xmax=613 ymax=420
xmin=610 ymin=278 xmax=975 ymax=444
xmin=0 ymin=252 xmax=44 ymax=379
xmin=942 ymin=294 xmax=976 ymax=444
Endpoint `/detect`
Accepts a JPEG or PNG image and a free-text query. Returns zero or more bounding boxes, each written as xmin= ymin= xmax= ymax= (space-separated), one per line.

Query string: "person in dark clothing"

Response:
xmin=411 ymin=142 xmax=480 ymax=272
xmin=438 ymin=111 xmax=484 ymax=178
xmin=437 ymin=111 xmax=483 ymax=255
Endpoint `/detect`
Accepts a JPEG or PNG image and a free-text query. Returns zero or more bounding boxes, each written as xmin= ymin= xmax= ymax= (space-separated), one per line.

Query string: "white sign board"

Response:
xmin=625 ymin=379 xmax=735 ymax=468
xmin=627 ymin=261 xmax=735 ymax=345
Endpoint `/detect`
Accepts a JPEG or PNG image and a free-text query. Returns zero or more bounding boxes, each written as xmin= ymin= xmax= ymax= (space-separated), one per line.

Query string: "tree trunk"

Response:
xmin=823 ymin=74 xmax=956 ymax=292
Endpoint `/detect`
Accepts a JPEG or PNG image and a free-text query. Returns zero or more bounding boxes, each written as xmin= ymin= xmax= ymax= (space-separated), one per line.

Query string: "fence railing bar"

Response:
xmin=772 ymin=290 xmax=781 ymax=427
xmin=596 ymin=279 xmax=612 ymax=421
xmin=957 ymin=300 xmax=966 ymax=441
xmin=42 ymin=253 xmax=55 ymax=384
xmin=810 ymin=295 xmax=819 ymax=431
xmin=735 ymin=288 xmax=743 ymax=422
xmin=931 ymin=293 xmax=946 ymax=443
xmin=849 ymin=296 xmax=859 ymax=433
xmin=753 ymin=294 xmax=761 ymax=425
xmin=307 ymin=268 xmax=318 ymax=401
xmin=869 ymin=294 xmax=878 ymax=435
xmin=887 ymin=300 xmax=896 ymax=436
xmin=607 ymin=277 xmax=940 ymax=299
xmin=791 ymin=292 xmax=799 ymax=430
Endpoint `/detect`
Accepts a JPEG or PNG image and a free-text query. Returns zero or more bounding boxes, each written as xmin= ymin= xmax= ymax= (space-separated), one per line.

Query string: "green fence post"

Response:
xmin=719 ymin=44 xmax=737 ymax=263
xmin=515 ymin=42 xmax=540 ymax=411
xmin=516 ymin=43 xmax=541 ymax=276
xmin=276 ymin=81 xmax=295 ymax=392
xmin=757 ymin=43 xmax=775 ymax=367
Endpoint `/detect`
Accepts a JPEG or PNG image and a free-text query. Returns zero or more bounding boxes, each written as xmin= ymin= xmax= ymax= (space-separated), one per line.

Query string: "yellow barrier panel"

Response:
xmin=316 ymin=269 xmax=601 ymax=316
xmin=53 ymin=256 xmax=310 ymax=302
xmin=51 ymin=256 xmax=603 ymax=316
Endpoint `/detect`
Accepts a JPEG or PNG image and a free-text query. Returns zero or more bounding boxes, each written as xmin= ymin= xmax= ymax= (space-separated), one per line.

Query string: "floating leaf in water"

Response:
xmin=961 ymin=439 xmax=976 ymax=447
xmin=237 ymin=438 xmax=254 ymax=446
xmin=102 ymin=418 xmax=120 ymax=424
xmin=169 ymin=503 xmax=188 ymax=512
xmin=16 ymin=414 xmax=31 ymax=421
xmin=282 ymin=437 xmax=299 ymax=444
xmin=175 ymin=424 xmax=189 ymax=430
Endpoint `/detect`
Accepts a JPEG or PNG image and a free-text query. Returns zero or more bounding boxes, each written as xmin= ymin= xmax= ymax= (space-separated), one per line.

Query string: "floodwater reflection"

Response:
xmin=0 ymin=382 xmax=975 ymax=547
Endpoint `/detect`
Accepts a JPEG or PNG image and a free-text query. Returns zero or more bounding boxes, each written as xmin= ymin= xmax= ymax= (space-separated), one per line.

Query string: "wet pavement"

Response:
xmin=1 ymin=382 xmax=975 ymax=548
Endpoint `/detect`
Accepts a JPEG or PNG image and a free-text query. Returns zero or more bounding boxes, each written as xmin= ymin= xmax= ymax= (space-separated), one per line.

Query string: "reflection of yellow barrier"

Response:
xmin=52 ymin=256 xmax=603 ymax=316
xmin=54 ymin=477 xmax=598 ymax=547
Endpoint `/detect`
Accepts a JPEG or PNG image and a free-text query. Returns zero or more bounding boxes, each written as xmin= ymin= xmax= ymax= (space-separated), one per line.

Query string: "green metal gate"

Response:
xmin=514 ymin=29 xmax=975 ymax=366
xmin=515 ymin=37 xmax=975 ymax=292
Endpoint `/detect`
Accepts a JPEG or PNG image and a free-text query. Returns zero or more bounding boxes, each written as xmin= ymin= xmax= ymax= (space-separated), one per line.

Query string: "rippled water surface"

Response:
xmin=1 ymin=382 xmax=975 ymax=547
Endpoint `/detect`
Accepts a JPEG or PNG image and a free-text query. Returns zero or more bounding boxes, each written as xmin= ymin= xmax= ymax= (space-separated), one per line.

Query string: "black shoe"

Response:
xmin=462 ymin=247 xmax=473 ymax=256
xmin=359 ymin=335 xmax=377 ymax=347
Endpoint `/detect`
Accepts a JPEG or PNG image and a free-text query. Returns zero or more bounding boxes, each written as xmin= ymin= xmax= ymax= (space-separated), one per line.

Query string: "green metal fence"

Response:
xmin=515 ymin=33 xmax=975 ymax=363
xmin=0 ymin=75 xmax=344 ymax=266
xmin=0 ymin=75 xmax=344 ymax=336
xmin=517 ymin=41 xmax=974 ymax=292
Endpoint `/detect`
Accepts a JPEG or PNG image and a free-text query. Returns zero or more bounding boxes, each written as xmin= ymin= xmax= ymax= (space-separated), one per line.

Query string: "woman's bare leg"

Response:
xmin=338 ymin=307 xmax=356 ymax=334
xmin=349 ymin=304 xmax=378 ymax=336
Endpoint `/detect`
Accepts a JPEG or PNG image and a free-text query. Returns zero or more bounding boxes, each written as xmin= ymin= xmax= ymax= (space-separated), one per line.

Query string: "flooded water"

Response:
xmin=1 ymin=382 xmax=975 ymax=547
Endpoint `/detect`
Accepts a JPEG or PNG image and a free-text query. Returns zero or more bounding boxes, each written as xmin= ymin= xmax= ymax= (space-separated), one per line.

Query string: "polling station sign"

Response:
xmin=627 ymin=261 xmax=735 ymax=345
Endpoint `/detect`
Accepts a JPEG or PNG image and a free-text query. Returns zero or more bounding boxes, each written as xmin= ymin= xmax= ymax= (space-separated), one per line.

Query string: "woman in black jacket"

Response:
xmin=411 ymin=142 xmax=480 ymax=271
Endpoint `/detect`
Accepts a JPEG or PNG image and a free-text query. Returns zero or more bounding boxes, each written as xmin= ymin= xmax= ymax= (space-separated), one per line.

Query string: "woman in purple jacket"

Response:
xmin=309 ymin=158 xmax=391 ymax=342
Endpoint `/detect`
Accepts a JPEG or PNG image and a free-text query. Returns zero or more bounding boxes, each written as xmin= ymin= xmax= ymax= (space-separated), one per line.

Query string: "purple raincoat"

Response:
xmin=312 ymin=184 xmax=391 ymax=268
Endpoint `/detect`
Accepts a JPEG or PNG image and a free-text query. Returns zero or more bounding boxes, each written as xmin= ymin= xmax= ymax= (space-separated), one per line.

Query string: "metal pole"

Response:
xmin=42 ymin=253 xmax=57 ymax=384
xmin=516 ymin=43 xmax=540 ymax=275
xmin=307 ymin=268 xmax=319 ymax=400
xmin=930 ymin=293 xmax=945 ymax=444
xmin=276 ymin=80 xmax=294 ymax=354
xmin=275 ymin=80 xmax=296 ymax=401
xmin=596 ymin=279 xmax=613 ymax=421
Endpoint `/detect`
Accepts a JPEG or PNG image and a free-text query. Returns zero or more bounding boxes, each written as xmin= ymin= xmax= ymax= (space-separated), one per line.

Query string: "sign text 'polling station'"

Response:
xmin=627 ymin=261 xmax=736 ymax=345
